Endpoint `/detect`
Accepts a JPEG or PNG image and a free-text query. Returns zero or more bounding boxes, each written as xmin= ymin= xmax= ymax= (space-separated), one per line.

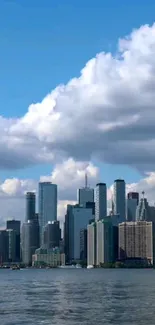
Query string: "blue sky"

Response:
xmin=0 ymin=0 xmax=154 ymax=186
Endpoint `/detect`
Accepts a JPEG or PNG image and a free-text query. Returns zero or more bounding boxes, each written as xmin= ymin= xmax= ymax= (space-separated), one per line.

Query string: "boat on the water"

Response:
xmin=87 ymin=265 xmax=94 ymax=269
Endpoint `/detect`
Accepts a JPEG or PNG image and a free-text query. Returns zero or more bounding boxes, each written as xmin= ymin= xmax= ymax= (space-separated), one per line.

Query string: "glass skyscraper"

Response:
xmin=95 ymin=183 xmax=107 ymax=221
xmin=26 ymin=192 xmax=36 ymax=221
xmin=38 ymin=182 xmax=57 ymax=244
xmin=113 ymin=179 xmax=126 ymax=220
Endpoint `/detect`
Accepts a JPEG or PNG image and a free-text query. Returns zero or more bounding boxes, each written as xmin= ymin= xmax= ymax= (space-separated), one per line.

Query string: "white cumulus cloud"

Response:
xmin=0 ymin=24 xmax=154 ymax=171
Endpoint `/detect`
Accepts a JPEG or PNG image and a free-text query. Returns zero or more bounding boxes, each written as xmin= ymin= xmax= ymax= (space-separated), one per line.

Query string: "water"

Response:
xmin=0 ymin=268 xmax=155 ymax=325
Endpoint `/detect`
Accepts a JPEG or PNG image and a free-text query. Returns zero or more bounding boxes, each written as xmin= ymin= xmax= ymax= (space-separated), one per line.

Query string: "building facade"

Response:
xmin=26 ymin=192 xmax=36 ymax=221
xmin=96 ymin=219 xmax=113 ymax=266
xmin=113 ymin=179 xmax=126 ymax=220
xmin=127 ymin=198 xmax=138 ymax=221
xmin=127 ymin=192 xmax=139 ymax=205
xmin=87 ymin=222 xmax=96 ymax=267
xmin=64 ymin=205 xmax=93 ymax=262
xmin=80 ymin=229 xmax=87 ymax=261
xmin=32 ymin=247 xmax=65 ymax=267
xmin=21 ymin=219 xmax=40 ymax=265
xmin=0 ymin=230 xmax=9 ymax=264
xmin=6 ymin=220 xmax=20 ymax=261
xmin=119 ymin=221 xmax=155 ymax=265
xmin=38 ymin=182 xmax=57 ymax=243
xmin=43 ymin=221 xmax=61 ymax=249
xmin=77 ymin=187 xmax=94 ymax=207
xmin=95 ymin=183 xmax=107 ymax=221
xmin=136 ymin=197 xmax=150 ymax=221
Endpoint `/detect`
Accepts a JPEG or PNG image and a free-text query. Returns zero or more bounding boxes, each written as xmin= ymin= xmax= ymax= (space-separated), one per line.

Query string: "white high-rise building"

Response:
xmin=113 ymin=179 xmax=126 ymax=220
xmin=96 ymin=219 xmax=113 ymax=266
xmin=38 ymin=182 xmax=57 ymax=243
xmin=87 ymin=222 xmax=96 ymax=267
xmin=95 ymin=183 xmax=107 ymax=221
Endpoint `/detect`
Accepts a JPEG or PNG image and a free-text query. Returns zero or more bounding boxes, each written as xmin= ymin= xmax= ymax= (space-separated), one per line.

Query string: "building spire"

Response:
xmin=85 ymin=172 xmax=88 ymax=188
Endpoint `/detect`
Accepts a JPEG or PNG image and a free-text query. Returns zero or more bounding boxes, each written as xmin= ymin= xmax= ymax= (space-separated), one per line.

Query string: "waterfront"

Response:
xmin=0 ymin=269 xmax=155 ymax=325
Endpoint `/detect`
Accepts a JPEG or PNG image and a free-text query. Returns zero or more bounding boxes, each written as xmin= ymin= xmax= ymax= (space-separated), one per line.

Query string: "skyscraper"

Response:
xmin=26 ymin=192 xmax=36 ymax=221
xmin=43 ymin=221 xmax=61 ymax=249
xmin=21 ymin=219 xmax=40 ymax=265
xmin=38 ymin=182 xmax=57 ymax=243
xmin=87 ymin=222 xmax=96 ymax=267
xmin=95 ymin=183 xmax=107 ymax=221
xmin=127 ymin=198 xmax=138 ymax=221
xmin=64 ymin=205 xmax=93 ymax=262
xmin=96 ymin=219 xmax=113 ymax=266
xmin=113 ymin=179 xmax=126 ymax=220
xmin=77 ymin=173 xmax=94 ymax=207
xmin=127 ymin=192 xmax=139 ymax=205
xmin=136 ymin=192 xmax=150 ymax=221
xmin=6 ymin=220 xmax=21 ymax=261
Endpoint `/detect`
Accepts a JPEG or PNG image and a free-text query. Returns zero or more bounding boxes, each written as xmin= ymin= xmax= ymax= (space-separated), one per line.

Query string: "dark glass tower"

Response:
xmin=6 ymin=220 xmax=21 ymax=261
xmin=26 ymin=192 xmax=36 ymax=221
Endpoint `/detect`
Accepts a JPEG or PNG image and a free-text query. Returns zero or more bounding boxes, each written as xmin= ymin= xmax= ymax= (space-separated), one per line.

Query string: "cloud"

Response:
xmin=0 ymin=24 xmax=155 ymax=170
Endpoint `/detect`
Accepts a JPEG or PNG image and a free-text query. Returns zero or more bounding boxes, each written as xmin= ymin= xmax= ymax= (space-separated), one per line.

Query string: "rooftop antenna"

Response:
xmin=85 ymin=172 xmax=88 ymax=188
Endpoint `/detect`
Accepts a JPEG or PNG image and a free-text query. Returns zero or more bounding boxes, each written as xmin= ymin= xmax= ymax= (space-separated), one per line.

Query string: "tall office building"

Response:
xmin=119 ymin=221 xmax=155 ymax=265
xmin=127 ymin=192 xmax=139 ymax=205
xmin=21 ymin=219 xmax=40 ymax=265
xmin=26 ymin=192 xmax=36 ymax=221
xmin=80 ymin=229 xmax=87 ymax=261
xmin=87 ymin=222 xmax=96 ymax=267
xmin=136 ymin=193 xmax=150 ymax=221
xmin=96 ymin=219 xmax=113 ymax=266
xmin=113 ymin=179 xmax=126 ymax=220
xmin=39 ymin=182 xmax=57 ymax=243
xmin=77 ymin=173 xmax=94 ymax=207
xmin=43 ymin=221 xmax=61 ymax=249
xmin=127 ymin=198 xmax=138 ymax=221
xmin=64 ymin=205 xmax=93 ymax=262
xmin=0 ymin=230 xmax=9 ymax=264
xmin=95 ymin=183 xmax=107 ymax=221
xmin=6 ymin=220 xmax=21 ymax=261
xmin=7 ymin=229 xmax=16 ymax=262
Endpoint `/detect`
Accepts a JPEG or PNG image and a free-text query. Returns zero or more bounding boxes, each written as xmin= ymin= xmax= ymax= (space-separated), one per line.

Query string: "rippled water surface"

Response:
xmin=0 ymin=268 xmax=155 ymax=324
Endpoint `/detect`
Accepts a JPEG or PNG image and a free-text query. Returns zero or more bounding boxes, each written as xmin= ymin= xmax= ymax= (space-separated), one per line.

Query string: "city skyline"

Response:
xmin=0 ymin=2 xmax=155 ymax=227
xmin=0 ymin=177 xmax=152 ymax=228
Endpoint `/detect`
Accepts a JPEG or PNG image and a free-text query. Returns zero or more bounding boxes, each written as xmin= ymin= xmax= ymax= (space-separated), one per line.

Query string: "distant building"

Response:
xmin=119 ymin=221 xmax=155 ymax=265
xmin=64 ymin=205 xmax=93 ymax=262
xmin=85 ymin=201 xmax=95 ymax=215
xmin=43 ymin=221 xmax=61 ymax=249
xmin=127 ymin=192 xmax=139 ymax=205
xmin=0 ymin=230 xmax=9 ymax=264
xmin=95 ymin=183 xmax=107 ymax=221
xmin=21 ymin=219 xmax=40 ymax=265
xmin=113 ymin=179 xmax=126 ymax=220
xmin=80 ymin=229 xmax=87 ymax=261
xmin=127 ymin=198 xmax=137 ymax=221
xmin=7 ymin=229 xmax=16 ymax=262
xmin=96 ymin=219 xmax=113 ymax=266
xmin=87 ymin=222 xmax=96 ymax=267
xmin=136 ymin=194 xmax=150 ymax=221
xmin=32 ymin=247 xmax=65 ymax=267
xmin=6 ymin=220 xmax=20 ymax=261
xmin=77 ymin=188 xmax=94 ymax=207
xmin=38 ymin=182 xmax=57 ymax=244
xmin=26 ymin=192 xmax=36 ymax=221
